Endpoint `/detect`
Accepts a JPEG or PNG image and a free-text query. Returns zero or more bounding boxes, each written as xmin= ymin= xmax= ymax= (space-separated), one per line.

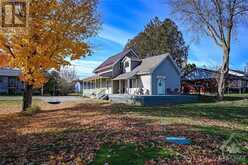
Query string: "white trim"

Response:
xmin=112 ymin=49 xmax=139 ymax=69
xmin=150 ymin=73 xmax=153 ymax=95
xmin=96 ymin=69 xmax=113 ymax=75
xmin=129 ymin=49 xmax=140 ymax=59
xmin=95 ymin=49 xmax=140 ymax=74
xmin=94 ymin=65 xmax=113 ymax=73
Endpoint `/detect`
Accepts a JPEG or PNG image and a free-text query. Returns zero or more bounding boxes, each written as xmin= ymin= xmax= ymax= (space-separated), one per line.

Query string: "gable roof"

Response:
xmin=113 ymin=54 xmax=173 ymax=80
xmin=134 ymin=54 xmax=170 ymax=75
xmin=0 ymin=68 xmax=21 ymax=77
xmin=94 ymin=49 xmax=138 ymax=73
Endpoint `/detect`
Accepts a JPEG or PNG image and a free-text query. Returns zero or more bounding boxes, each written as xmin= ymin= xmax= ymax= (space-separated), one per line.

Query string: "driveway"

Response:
xmin=0 ymin=96 xmax=83 ymax=102
xmin=35 ymin=96 xmax=83 ymax=102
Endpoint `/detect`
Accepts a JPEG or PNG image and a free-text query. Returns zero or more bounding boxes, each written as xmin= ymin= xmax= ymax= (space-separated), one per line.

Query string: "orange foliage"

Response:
xmin=0 ymin=53 xmax=10 ymax=67
xmin=0 ymin=0 xmax=99 ymax=88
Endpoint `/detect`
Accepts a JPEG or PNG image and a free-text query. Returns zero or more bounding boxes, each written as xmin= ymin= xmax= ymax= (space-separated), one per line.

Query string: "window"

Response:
xmin=129 ymin=79 xmax=133 ymax=88
xmin=2 ymin=2 xmax=27 ymax=28
xmin=0 ymin=77 xmax=3 ymax=83
xmin=124 ymin=61 xmax=129 ymax=68
xmin=8 ymin=77 xmax=17 ymax=88
xmin=158 ymin=80 xmax=162 ymax=87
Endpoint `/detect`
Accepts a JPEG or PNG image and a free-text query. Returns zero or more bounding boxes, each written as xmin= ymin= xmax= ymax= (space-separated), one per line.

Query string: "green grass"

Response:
xmin=0 ymin=97 xmax=41 ymax=105
xmin=225 ymin=93 xmax=248 ymax=97
xmin=113 ymin=99 xmax=248 ymax=127
xmin=92 ymin=143 xmax=176 ymax=165
xmin=0 ymin=100 xmax=22 ymax=105
xmin=0 ymin=98 xmax=43 ymax=112
xmin=112 ymin=99 xmax=248 ymax=144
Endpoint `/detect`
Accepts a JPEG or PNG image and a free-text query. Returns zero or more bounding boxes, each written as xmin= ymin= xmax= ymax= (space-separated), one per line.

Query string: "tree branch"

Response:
xmin=191 ymin=0 xmax=222 ymax=44
xmin=4 ymin=44 xmax=16 ymax=58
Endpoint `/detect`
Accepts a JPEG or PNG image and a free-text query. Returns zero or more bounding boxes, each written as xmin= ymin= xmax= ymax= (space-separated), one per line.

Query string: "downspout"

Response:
xmin=150 ymin=74 xmax=153 ymax=95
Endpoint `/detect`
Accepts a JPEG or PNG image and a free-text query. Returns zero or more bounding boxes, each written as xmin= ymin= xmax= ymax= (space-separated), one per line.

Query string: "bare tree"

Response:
xmin=59 ymin=66 xmax=79 ymax=82
xmin=169 ymin=0 xmax=248 ymax=100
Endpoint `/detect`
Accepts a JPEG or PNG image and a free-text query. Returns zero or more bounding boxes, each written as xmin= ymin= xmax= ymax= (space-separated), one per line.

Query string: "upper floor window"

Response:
xmin=124 ymin=61 xmax=129 ymax=68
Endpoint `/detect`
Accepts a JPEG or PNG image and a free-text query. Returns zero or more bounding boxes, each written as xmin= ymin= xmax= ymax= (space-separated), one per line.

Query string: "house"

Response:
xmin=182 ymin=67 xmax=248 ymax=94
xmin=0 ymin=68 xmax=23 ymax=95
xmin=82 ymin=49 xmax=181 ymax=97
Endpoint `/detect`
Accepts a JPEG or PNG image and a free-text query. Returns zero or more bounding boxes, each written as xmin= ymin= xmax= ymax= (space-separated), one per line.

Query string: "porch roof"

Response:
xmin=82 ymin=72 xmax=112 ymax=82
xmin=113 ymin=71 xmax=136 ymax=80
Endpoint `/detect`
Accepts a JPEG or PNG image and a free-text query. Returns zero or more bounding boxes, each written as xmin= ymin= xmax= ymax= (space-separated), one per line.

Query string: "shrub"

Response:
xmin=23 ymin=105 xmax=41 ymax=116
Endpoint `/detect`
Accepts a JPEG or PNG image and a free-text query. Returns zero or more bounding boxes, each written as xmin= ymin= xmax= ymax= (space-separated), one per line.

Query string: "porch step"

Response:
xmin=98 ymin=94 xmax=109 ymax=100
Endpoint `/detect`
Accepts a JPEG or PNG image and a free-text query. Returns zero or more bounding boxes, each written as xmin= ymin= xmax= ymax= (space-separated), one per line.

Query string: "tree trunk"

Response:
xmin=217 ymin=47 xmax=230 ymax=100
xmin=22 ymin=84 xmax=33 ymax=111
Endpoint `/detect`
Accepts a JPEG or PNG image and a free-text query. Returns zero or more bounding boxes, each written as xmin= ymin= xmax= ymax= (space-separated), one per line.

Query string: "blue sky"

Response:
xmin=72 ymin=0 xmax=248 ymax=78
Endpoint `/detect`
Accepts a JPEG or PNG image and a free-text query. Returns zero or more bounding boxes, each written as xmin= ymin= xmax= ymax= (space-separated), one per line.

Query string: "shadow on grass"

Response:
xmin=111 ymin=100 xmax=248 ymax=125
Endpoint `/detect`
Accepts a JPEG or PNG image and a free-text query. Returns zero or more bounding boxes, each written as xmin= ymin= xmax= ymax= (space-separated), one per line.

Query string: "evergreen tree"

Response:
xmin=125 ymin=17 xmax=188 ymax=68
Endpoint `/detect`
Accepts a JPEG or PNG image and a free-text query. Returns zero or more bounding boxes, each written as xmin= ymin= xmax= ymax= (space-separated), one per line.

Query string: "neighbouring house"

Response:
xmin=73 ymin=81 xmax=82 ymax=93
xmin=182 ymin=67 xmax=248 ymax=95
xmin=0 ymin=68 xmax=23 ymax=95
xmin=82 ymin=49 xmax=181 ymax=97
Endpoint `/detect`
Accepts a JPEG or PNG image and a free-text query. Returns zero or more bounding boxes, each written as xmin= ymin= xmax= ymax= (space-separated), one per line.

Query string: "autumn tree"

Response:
xmin=125 ymin=17 xmax=188 ymax=69
xmin=169 ymin=0 xmax=248 ymax=100
xmin=0 ymin=0 xmax=100 ymax=110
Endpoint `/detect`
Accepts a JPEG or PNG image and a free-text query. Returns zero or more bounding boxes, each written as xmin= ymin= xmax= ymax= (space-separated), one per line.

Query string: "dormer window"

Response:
xmin=124 ymin=61 xmax=129 ymax=68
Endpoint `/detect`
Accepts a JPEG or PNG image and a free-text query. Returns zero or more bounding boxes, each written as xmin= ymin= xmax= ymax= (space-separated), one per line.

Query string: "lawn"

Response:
xmin=0 ymin=96 xmax=247 ymax=164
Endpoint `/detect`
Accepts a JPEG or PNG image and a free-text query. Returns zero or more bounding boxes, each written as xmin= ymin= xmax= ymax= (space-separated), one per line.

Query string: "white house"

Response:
xmin=82 ymin=49 xmax=181 ymax=97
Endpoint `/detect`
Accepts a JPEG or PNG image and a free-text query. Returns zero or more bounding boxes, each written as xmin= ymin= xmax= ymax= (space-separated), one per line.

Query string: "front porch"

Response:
xmin=82 ymin=75 xmax=112 ymax=97
xmin=112 ymin=78 xmax=148 ymax=95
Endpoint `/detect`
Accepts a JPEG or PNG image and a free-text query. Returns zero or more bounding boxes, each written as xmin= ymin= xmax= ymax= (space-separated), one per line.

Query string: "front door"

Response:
xmin=157 ymin=79 xmax=165 ymax=95
xmin=121 ymin=80 xmax=127 ymax=94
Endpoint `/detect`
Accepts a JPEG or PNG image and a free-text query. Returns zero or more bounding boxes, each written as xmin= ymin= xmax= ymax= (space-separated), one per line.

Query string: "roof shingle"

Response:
xmin=113 ymin=54 xmax=169 ymax=80
xmin=94 ymin=49 xmax=134 ymax=73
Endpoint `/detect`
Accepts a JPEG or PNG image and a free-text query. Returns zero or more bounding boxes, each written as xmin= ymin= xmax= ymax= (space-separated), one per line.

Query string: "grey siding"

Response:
xmin=131 ymin=61 xmax=141 ymax=70
xmin=112 ymin=53 xmax=140 ymax=78
xmin=0 ymin=76 xmax=23 ymax=94
xmin=0 ymin=76 xmax=8 ymax=93
xmin=151 ymin=58 xmax=181 ymax=95
xmin=112 ymin=61 xmax=122 ymax=78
